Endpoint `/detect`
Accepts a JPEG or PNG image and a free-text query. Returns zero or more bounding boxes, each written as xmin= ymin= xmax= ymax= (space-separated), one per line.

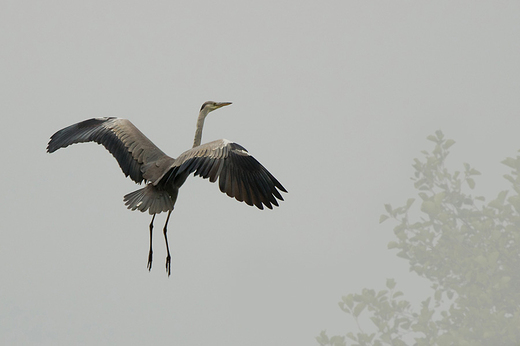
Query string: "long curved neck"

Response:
xmin=193 ymin=108 xmax=209 ymax=148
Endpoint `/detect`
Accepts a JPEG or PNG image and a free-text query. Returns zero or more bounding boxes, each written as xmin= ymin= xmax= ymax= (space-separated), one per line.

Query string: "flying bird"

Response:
xmin=47 ymin=101 xmax=287 ymax=276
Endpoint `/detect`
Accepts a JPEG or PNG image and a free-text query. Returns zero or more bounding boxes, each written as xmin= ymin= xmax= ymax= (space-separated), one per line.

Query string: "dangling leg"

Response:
xmin=163 ymin=210 xmax=172 ymax=276
xmin=147 ymin=214 xmax=156 ymax=271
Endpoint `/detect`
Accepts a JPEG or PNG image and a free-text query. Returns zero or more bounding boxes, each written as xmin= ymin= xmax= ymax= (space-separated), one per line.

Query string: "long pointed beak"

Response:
xmin=216 ymin=102 xmax=232 ymax=109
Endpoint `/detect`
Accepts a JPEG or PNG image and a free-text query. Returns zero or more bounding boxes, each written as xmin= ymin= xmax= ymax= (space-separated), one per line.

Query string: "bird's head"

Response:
xmin=200 ymin=101 xmax=232 ymax=115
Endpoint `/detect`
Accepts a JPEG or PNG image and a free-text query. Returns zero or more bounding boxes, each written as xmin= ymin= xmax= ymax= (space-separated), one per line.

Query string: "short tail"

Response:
xmin=124 ymin=184 xmax=174 ymax=215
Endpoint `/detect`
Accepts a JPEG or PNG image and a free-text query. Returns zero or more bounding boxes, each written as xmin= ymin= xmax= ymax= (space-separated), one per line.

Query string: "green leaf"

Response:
xmin=376 ymin=290 xmax=388 ymax=299
xmin=387 ymin=241 xmax=399 ymax=249
xmin=418 ymin=192 xmax=429 ymax=200
xmin=316 ymin=331 xmax=329 ymax=345
xmin=427 ymin=135 xmax=437 ymax=143
xmin=421 ymin=200 xmax=438 ymax=215
xmin=392 ymin=291 xmax=404 ymax=298
xmin=342 ymin=294 xmax=354 ymax=309
xmin=386 ymin=278 xmax=396 ymax=290
xmin=434 ymin=289 xmax=441 ymax=301
xmin=352 ymin=302 xmax=366 ymax=317
xmin=443 ymin=139 xmax=456 ymax=149
xmin=379 ymin=214 xmax=389 ymax=223
xmin=497 ymin=190 xmax=508 ymax=203
xmin=433 ymin=192 xmax=445 ymax=205
xmin=469 ymin=168 xmax=481 ymax=176
xmin=502 ymin=157 xmax=518 ymax=169
xmin=503 ymin=174 xmax=515 ymax=184
xmin=384 ymin=204 xmax=393 ymax=214
xmin=466 ymin=178 xmax=475 ymax=189
xmin=329 ymin=336 xmax=346 ymax=346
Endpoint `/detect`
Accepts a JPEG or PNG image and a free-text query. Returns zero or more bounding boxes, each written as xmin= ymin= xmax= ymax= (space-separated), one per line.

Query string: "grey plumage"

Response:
xmin=47 ymin=101 xmax=287 ymax=276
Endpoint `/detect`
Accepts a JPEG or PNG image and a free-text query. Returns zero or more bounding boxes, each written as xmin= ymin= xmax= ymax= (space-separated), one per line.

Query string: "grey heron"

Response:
xmin=47 ymin=101 xmax=287 ymax=276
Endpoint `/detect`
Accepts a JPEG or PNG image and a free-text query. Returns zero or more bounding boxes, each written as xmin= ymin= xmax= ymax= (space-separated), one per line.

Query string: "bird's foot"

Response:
xmin=147 ymin=250 xmax=153 ymax=271
xmin=165 ymin=255 xmax=171 ymax=276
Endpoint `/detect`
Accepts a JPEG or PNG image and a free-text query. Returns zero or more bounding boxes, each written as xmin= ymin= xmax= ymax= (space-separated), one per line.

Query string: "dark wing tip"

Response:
xmin=47 ymin=117 xmax=115 ymax=153
xmin=224 ymin=146 xmax=287 ymax=210
xmin=276 ymin=182 xmax=288 ymax=193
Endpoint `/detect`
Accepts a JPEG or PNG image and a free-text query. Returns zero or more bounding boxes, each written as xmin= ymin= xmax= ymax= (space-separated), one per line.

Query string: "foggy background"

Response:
xmin=1 ymin=1 xmax=519 ymax=345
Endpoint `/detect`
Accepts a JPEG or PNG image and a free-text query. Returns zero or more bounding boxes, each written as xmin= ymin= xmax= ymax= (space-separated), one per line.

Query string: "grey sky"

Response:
xmin=1 ymin=1 xmax=520 ymax=345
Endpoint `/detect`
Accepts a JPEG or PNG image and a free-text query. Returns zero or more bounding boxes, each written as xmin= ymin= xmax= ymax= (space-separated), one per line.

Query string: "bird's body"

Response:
xmin=47 ymin=101 xmax=286 ymax=275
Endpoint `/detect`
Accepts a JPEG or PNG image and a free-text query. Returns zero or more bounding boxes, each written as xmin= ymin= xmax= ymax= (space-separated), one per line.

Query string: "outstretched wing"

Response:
xmin=164 ymin=139 xmax=287 ymax=210
xmin=47 ymin=117 xmax=174 ymax=184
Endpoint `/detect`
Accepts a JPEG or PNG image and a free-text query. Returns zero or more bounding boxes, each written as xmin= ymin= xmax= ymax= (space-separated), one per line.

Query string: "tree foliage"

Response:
xmin=317 ymin=131 xmax=520 ymax=346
